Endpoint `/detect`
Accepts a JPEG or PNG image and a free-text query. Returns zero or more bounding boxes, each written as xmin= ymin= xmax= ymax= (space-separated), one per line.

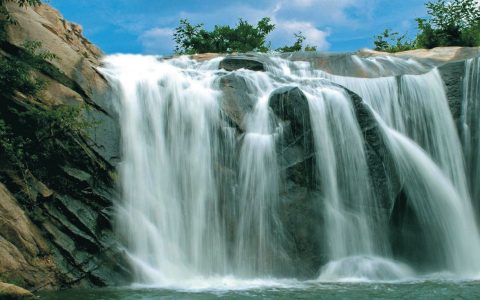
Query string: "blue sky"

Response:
xmin=49 ymin=0 xmax=428 ymax=55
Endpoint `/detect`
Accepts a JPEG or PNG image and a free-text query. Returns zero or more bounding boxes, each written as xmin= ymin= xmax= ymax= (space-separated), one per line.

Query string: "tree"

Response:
xmin=173 ymin=17 xmax=276 ymax=54
xmin=416 ymin=0 xmax=480 ymax=48
xmin=277 ymin=32 xmax=317 ymax=53
xmin=374 ymin=0 xmax=480 ymax=51
xmin=373 ymin=29 xmax=415 ymax=52
xmin=173 ymin=18 xmax=318 ymax=54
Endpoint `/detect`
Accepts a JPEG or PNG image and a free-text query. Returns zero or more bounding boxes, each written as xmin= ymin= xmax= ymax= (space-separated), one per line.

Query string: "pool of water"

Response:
xmin=38 ymin=280 xmax=480 ymax=300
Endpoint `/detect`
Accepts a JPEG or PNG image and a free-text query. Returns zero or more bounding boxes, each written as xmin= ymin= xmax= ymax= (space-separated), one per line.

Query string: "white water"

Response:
xmin=462 ymin=58 xmax=480 ymax=213
xmin=101 ymin=53 xmax=480 ymax=289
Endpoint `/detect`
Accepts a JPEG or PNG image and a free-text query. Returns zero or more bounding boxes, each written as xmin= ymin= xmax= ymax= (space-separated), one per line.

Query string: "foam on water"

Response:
xmin=318 ymin=256 xmax=415 ymax=282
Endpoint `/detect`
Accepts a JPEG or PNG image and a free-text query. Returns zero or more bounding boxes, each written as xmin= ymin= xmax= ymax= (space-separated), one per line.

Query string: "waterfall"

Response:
xmin=101 ymin=53 xmax=480 ymax=288
xmin=462 ymin=58 xmax=480 ymax=214
xmin=232 ymin=70 xmax=287 ymax=276
xmin=101 ymin=55 xmax=228 ymax=284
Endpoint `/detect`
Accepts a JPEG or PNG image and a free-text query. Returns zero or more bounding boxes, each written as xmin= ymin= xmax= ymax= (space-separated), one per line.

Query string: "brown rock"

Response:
xmin=0 ymin=282 xmax=33 ymax=298
xmin=4 ymin=2 xmax=108 ymax=102
xmin=0 ymin=183 xmax=57 ymax=289
xmin=359 ymin=47 xmax=480 ymax=62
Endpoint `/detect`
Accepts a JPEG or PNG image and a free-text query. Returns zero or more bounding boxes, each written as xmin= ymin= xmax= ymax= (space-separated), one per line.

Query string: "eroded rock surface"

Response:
xmin=0 ymin=3 xmax=129 ymax=291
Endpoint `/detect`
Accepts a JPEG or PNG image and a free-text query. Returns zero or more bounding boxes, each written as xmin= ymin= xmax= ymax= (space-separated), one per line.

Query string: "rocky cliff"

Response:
xmin=0 ymin=2 xmax=128 ymax=291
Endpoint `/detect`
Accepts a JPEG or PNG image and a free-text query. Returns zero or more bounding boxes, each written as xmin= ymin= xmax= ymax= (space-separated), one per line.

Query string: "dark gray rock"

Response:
xmin=267 ymin=82 xmax=401 ymax=276
xmin=219 ymin=56 xmax=266 ymax=72
xmin=269 ymin=86 xmax=315 ymax=188
xmin=218 ymin=73 xmax=257 ymax=130
xmin=438 ymin=60 xmax=466 ymax=134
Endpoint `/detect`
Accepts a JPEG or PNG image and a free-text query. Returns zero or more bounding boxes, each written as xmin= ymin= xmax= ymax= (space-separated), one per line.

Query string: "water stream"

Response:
xmin=100 ymin=53 xmax=480 ymax=290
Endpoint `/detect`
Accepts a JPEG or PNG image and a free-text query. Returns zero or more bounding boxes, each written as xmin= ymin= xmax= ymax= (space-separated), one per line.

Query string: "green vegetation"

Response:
xmin=374 ymin=0 xmax=480 ymax=52
xmin=0 ymin=1 xmax=108 ymax=195
xmin=373 ymin=29 xmax=416 ymax=53
xmin=276 ymin=32 xmax=317 ymax=53
xmin=0 ymin=41 xmax=54 ymax=98
xmin=416 ymin=0 xmax=480 ymax=48
xmin=0 ymin=39 xmax=92 ymax=177
xmin=174 ymin=17 xmax=275 ymax=54
xmin=174 ymin=17 xmax=317 ymax=54
xmin=1 ymin=0 xmax=41 ymax=39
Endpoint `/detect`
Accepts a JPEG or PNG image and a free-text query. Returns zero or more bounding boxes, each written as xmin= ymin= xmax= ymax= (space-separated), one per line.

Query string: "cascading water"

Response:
xmin=462 ymin=57 xmax=480 ymax=213
xmin=230 ymin=70 xmax=287 ymax=276
xmin=101 ymin=52 xmax=480 ymax=289
xmin=101 ymin=55 xmax=228 ymax=285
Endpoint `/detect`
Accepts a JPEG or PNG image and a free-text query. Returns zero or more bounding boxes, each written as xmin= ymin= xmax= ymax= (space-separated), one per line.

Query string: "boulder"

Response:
xmin=267 ymin=82 xmax=399 ymax=276
xmin=269 ymin=86 xmax=315 ymax=188
xmin=218 ymin=73 xmax=256 ymax=130
xmin=219 ymin=55 xmax=266 ymax=71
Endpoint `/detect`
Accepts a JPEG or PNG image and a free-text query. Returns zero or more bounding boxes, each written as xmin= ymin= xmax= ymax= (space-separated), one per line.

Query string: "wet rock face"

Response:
xmin=438 ymin=60 xmax=466 ymax=133
xmin=218 ymin=73 xmax=256 ymax=130
xmin=265 ymin=83 xmax=397 ymax=276
xmin=269 ymin=86 xmax=315 ymax=188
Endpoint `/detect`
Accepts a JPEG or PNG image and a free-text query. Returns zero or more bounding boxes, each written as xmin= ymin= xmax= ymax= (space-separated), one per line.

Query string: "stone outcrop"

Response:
xmin=3 ymin=2 xmax=120 ymax=166
xmin=0 ymin=282 xmax=33 ymax=299
xmin=0 ymin=183 xmax=56 ymax=289
xmin=0 ymin=2 xmax=129 ymax=291
xmin=266 ymin=83 xmax=398 ymax=276
xmin=219 ymin=55 xmax=266 ymax=72
xmin=218 ymin=73 xmax=256 ymax=129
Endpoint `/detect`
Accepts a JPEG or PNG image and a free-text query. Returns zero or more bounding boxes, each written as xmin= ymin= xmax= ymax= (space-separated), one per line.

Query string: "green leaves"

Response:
xmin=173 ymin=17 xmax=316 ymax=54
xmin=174 ymin=17 xmax=276 ymax=54
xmin=0 ymin=0 xmax=42 ymax=24
xmin=373 ymin=29 xmax=415 ymax=52
xmin=277 ymin=32 xmax=317 ymax=53
xmin=374 ymin=0 xmax=480 ymax=51
xmin=416 ymin=0 xmax=480 ymax=48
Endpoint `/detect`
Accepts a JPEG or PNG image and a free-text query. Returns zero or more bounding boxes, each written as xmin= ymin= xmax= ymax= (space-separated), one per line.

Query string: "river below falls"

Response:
xmin=38 ymin=280 xmax=480 ymax=300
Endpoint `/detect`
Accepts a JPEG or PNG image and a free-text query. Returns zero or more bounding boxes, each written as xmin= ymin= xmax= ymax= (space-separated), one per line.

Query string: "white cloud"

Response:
xmin=289 ymin=0 xmax=316 ymax=8
xmin=275 ymin=20 xmax=330 ymax=50
xmin=139 ymin=27 xmax=175 ymax=54
xmin=137 ymin=0 xmax=375 ymax=53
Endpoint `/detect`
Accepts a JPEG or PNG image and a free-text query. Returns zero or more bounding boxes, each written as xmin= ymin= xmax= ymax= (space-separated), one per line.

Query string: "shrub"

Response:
xmin=0 ymin=39 xmax=91 ymax=175
xmin=374 ymin=0 xmax=480 ymax=51
xmin=277 ymin=32 xmax=317 ymax=53
xmin=416 ymin=0 xmax=480 ymax=48
xmin=174 ymin=17 xmax=275 ymax=54
xmin=373 ymin=29 xmax=416 ymax=52
xmin=174 ymin=18 xmax=318 ymax=54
